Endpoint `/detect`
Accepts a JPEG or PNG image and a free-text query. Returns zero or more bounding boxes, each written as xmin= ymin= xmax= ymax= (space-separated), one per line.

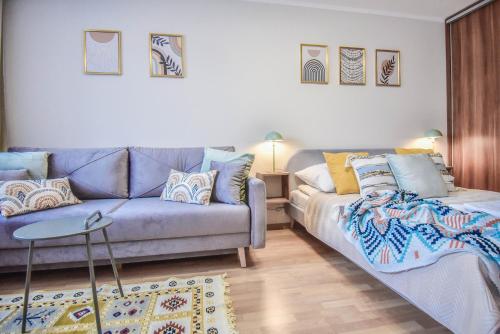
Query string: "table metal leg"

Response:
xmin=85 ymin=233 xmax=102 ymax=334
xmin=102 ymin=228 xmax=124 ymax=297
xmin=21 ymin=240 xmax=34 ymax=333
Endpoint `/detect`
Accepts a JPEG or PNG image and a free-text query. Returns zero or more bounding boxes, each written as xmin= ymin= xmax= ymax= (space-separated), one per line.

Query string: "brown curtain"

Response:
xmin=446 ymin=0 xmax=499 ymax=191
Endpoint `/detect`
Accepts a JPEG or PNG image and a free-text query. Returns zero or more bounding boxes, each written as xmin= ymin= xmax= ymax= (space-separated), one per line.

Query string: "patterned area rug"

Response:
xmin=0 ymin=274 xmax=237 ymax=334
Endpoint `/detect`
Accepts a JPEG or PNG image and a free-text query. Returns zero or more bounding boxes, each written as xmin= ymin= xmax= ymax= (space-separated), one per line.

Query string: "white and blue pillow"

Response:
xmin=349 ymin=155 xmax=398 ymax=197
xmin=161 ymin=169 xmax=217 ymax=205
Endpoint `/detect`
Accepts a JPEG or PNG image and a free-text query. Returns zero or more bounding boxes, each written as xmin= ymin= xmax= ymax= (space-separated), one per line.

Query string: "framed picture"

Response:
xmin=300 ymin=44 xmax=328 ymax=84
xmin=84 ymin=30 xmax=121 ymax=75
xmin=376 ymin=49 xmax=400 ymax=87
xmin=339 ymin=46 xmax=366 ymax=85
xmin=149 ymin=33 xmax=184 ymax=78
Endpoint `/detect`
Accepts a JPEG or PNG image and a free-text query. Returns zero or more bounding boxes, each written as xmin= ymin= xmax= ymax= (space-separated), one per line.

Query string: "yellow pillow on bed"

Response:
xmin=323 ymin=152 xmax=368 ymax=195
xmin=395 ymin=148 xmax=434 ymax=154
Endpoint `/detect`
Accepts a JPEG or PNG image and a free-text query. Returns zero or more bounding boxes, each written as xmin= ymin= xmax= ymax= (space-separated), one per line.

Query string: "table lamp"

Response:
xmin=424 ymin=129 xmax=443 ymax=152
xmin=264 ymin=131 xmax=284 ymax=172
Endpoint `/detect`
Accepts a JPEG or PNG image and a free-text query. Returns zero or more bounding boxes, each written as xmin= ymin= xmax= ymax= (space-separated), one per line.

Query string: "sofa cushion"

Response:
xmin=9 ymin=147 xmax=129 ymax=199
xmin=0 ymin=169 xmax=31 ymax=181
xmin=128 ymin=146 xmax=234 ymax=198
xmin=107 ymin=197 xmax=250 ymax=242
xmin=0 ymin=199 xmax=128 ymax=249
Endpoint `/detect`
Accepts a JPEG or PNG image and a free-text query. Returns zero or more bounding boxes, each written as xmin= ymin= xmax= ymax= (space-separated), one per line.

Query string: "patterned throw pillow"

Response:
xmin=200 ymin=148 xmax=255 ymax=202
xmin=210 ymin=160 xmax=251 ymax=205
xmin=429 ymin=153 xmax=456 ymax=191
xmin=0 ymin=177 xmax=82 ymax=217
xmin=161 ymin=169 xmax=217 ymax=205
xmin=349 ymin=155 xmax=399 ymax=197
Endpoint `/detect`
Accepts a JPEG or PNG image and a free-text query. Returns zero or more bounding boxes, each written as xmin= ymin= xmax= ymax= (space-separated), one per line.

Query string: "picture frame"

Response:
xmin=300 ymin=44 xmax=329 ymax=84
xmin=339 ymin=46 xmax=366 ymax=85
xmin=84 ymin=29 xmax=121 ymax=75
xmin=149 ymin=33 xmax=184 ymax=78
xmin=376 ymin=49 xmax=400 ymax=87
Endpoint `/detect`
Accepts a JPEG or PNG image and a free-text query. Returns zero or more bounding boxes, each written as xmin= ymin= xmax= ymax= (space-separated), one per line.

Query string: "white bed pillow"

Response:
xmin=298 ymin=184 xmax=321 ymax=196
xmin=295 ymin=163 xmax=335 ymax=192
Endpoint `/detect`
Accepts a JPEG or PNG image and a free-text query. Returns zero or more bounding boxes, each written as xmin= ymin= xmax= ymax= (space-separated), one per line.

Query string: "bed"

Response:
xmin=285 ymin=149 xmax=500 ymax=334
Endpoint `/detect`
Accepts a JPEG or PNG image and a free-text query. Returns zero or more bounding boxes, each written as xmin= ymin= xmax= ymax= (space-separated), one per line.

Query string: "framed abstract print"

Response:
xmin=339 ymin=46 xmax=366 ymax=85
xmin=376 ymin=49 xmax=400 ymax=87
xmin=149 ymin=33 xmax=184 ymax=78
xmin=300 ymin=44 xmax=328 ymax=84
xmin=84 ymin=30 xmax=121 ymax=75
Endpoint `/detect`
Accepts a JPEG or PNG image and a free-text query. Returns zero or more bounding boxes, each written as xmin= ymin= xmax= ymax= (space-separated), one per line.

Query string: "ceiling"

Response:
xmin=243 ymin=0 xmax=477 ymax=21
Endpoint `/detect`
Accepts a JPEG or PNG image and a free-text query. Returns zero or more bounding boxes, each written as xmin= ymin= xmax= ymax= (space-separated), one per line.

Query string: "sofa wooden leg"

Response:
xmin=290 ymin=219 xmax=295 ymax=229
xmin=237 ymin=247 xmax=247 ymax=268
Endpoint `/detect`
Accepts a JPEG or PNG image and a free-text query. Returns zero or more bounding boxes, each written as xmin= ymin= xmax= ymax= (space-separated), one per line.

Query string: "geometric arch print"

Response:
xmin=301 ymin=44 xmax=329 ymax=84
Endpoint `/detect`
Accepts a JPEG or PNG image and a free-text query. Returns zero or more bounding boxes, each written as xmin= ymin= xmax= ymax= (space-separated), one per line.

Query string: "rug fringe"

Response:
xmin=222 ymin=273 xmax=238 ymax=334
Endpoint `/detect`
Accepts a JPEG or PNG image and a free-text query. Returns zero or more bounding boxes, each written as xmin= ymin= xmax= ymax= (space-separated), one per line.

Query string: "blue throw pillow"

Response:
xmin=0 ymin=169 xmax=31 ymax=181
xmin=386 ymin=154 xmax=448 ymax=198
xmin=0 ymin=152 xmax=50 ymax=179
xmin=210 ymin=160 xmax=252 ymax=205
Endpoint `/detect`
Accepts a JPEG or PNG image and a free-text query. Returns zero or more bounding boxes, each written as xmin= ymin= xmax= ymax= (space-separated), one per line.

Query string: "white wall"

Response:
xmin=3 ymin=0 xmax=447 ymax=172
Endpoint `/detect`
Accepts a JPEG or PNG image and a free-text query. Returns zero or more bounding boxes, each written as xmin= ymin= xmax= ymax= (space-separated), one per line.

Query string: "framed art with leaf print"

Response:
xmin=149 ymin=33 xmax=184 ymax=78
xmin=84 ymin=30 xmax=121 ymax=75
xmin=300 ymin=44 xmax=329 ymax=84
xmin=376 ymin=49 xmax=400 ymax=87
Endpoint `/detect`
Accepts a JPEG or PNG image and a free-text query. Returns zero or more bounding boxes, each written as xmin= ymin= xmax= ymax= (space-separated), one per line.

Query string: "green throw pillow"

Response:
xmin=0 ymin=152 xmax=50 ymax=179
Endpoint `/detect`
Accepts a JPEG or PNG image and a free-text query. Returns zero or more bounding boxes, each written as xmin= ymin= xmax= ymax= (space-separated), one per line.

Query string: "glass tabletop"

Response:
xmin=13 ymin=216 xmax=113 ymax=241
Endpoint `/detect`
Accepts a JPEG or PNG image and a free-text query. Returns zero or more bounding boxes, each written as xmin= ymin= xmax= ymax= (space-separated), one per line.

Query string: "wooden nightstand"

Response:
xmin=256 ymin=172 xmax=290 ymax=229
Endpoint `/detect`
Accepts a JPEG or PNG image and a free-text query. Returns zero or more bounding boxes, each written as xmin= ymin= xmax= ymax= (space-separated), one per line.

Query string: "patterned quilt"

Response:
xmin=339 ymin=190 xmax=500 ymax=274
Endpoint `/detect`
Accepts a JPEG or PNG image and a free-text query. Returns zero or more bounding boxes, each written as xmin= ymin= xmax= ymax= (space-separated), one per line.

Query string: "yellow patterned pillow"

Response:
xmin=395 ymin=148 xmax=434 ymax=154
xmin=0 ymin=177 xmax=82 ymax=217
xmin=323 ymin=152 xmax=368 ymax=195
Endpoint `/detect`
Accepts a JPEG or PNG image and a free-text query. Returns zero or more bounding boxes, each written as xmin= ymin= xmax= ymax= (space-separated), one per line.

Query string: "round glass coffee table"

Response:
xmin=13 ymin=211 xmax=124 ymax=334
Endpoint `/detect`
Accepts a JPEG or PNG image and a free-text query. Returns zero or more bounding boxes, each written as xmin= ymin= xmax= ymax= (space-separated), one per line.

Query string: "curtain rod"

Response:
xmin=445 ymin=0 xmax=494 ymax=24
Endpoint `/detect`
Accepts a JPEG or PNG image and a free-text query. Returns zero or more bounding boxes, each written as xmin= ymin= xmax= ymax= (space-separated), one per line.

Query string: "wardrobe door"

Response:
xmin=447 ymin=0 xmax=499 ymax=191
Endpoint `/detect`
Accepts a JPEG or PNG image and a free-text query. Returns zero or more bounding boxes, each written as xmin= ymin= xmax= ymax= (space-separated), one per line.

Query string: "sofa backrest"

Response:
xmin=9 ymin=147 xmax=129 ymax=199
xmin=128 ymin=146 xmax=234 ymax=198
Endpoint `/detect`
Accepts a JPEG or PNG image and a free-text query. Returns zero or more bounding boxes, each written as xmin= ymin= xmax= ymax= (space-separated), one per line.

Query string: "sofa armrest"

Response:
xmin=247 ymin=177 xmax=266 ymax=248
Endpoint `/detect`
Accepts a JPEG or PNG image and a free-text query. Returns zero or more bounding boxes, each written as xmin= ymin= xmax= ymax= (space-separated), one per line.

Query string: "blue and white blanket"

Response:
xmin=339 ymin=190 xmax=500 ymax=274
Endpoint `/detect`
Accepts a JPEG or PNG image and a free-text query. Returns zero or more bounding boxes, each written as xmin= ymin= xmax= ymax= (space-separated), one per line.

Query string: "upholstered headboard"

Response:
xmin=286 ymin=149 xmax=395 ymax=192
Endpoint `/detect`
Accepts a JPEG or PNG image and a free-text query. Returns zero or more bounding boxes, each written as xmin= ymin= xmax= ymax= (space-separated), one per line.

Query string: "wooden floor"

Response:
xmin=0 ymin=226 xmax=449 ymax=334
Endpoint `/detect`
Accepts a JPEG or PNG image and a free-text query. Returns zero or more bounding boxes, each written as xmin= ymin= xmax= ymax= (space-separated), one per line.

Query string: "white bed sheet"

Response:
xmin=300 ymin=187 xmax=500 ymax=334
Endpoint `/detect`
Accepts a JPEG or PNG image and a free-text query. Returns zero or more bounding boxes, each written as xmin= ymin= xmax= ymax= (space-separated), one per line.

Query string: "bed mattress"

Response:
xmin=289 ymin=188 xmax=359 ymax=216
xmin=289 ymin=189 xmax=310 ymax=210
xmin=295 ymin=187 xmax=500 ymax=334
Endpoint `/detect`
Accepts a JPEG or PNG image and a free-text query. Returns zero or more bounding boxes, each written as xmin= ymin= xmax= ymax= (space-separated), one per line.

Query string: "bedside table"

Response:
xmin=256 ymin=172 xmax=290 ymax=229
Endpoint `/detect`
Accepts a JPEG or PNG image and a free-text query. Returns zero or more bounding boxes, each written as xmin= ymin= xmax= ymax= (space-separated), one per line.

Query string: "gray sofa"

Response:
xmin=0 ymin=146 xmax=266 ymax=272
